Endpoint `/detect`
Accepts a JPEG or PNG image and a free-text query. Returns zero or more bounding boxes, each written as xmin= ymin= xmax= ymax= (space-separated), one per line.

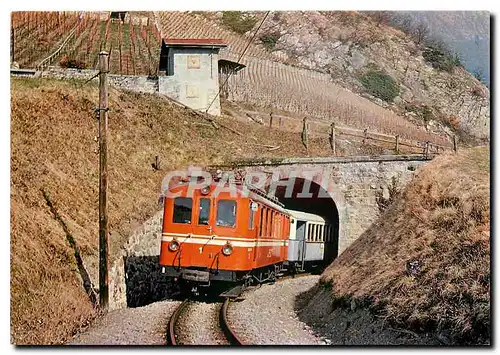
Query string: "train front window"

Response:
xmin=216 ymin=200 xmax=237 ymax=227
xmin=172 ymin=197 xmax=192 ymax=224
xmin=198 ymin=198 xmax=210 ymax=225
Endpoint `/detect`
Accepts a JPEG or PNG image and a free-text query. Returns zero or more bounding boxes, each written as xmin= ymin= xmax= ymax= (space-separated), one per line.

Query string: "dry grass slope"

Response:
xmin=321 ymin=146 xmax=490 ymax=344
xmin=11 ymin=77 xmax=373 ymax=344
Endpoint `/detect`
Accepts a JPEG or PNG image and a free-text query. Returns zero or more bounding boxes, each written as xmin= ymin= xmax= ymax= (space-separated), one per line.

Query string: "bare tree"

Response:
xmin=366 ymin=11 xmax=390 ymax=27
xmin=412 ymin=20 xmax=429 ymax=45
xmin=389 ymin=13 xmax=414 ymax=34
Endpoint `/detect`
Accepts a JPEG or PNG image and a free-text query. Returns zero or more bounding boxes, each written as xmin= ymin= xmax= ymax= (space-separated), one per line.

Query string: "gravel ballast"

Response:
xmin=67 ymin=300 xmax=181 ymax=345
xmin=175 ymin=301 xmax=229 ymax=345
xmin=227 ymin=275 xmax=328 ymax=345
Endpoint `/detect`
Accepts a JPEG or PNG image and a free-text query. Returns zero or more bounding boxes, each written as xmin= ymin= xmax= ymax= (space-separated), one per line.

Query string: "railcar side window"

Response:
xmin=259 ymin=208 xmax=264 ymax=236
xmin=216 ymin=200 xmax=237 ymax=227
xmin=198 ymin=198 xmax=210 ymax=225
xmin=173 ymin=197 xmax=193 ymax=224
xmin=249 ymin=202 xmax=255 ymax=230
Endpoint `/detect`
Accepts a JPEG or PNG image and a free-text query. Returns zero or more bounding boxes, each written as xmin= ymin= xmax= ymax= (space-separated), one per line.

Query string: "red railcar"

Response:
xmin=159 ymin=179 xmax=291 ymax=289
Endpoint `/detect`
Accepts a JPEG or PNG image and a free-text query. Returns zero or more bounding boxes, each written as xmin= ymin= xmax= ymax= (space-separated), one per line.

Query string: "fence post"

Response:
xmin=453 ymin=135 xmax=458 ymax=153
xmin=329 ymin=123 xmax=336 ymax=155
xmin=363 ymin=128 xmax=368 ymax=145
xmin=269 ymin=111 xmax=273 ymax=129
xmin=395 ymin=135 xmax=399 ymax=154
xmin=301 ymin=117 xmax=309 ymax=152
xmin=425 ymin=141 xmax=430 ymax=158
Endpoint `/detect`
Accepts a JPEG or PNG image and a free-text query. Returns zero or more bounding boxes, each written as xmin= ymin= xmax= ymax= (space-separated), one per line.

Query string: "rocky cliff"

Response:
xmin=207 ymin=11 xmax=490 ymax=141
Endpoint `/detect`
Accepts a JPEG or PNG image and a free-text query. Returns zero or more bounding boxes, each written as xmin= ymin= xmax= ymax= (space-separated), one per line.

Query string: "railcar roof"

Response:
xmin=166 ymin=180 xmax=290 ymax=215
xmin=247 ymin=190 xmax=290 ymax=216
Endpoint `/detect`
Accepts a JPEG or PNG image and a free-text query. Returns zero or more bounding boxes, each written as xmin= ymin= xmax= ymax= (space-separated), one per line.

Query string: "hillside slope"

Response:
xmin=12 ymin=76 xmax=383 ymax=344
xmin=244 ymin=11 xmax=490 ymax=141
xmin=298 ymin=147 xmax=490 ymax=345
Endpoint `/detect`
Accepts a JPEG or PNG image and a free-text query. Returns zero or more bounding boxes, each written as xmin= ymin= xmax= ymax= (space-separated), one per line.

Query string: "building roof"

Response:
xmin=163 ymin=38 xmax=228 ymax=48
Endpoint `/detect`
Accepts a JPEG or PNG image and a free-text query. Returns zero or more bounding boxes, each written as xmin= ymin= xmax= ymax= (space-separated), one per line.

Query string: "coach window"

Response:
xmin=173 ymin=197 xmax=193 ymax=224
xmin=216 ymin=200 xmax=237 ymax=227
xmin=198 ymin=198 xmax=210 ymax=225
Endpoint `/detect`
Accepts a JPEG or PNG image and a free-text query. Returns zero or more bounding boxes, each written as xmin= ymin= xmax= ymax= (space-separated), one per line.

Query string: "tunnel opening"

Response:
xmin=124 ymin=256 xmax=179 ymax=308
xmin=269 ymin=177 xmax=340 ymax=264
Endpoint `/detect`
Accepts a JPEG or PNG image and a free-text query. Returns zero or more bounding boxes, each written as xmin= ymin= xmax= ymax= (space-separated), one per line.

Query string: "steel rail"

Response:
xmin=220 ymin=298 xmax=244 ymax=345
xmin=167 ymin=298 xmax=243 ymax=345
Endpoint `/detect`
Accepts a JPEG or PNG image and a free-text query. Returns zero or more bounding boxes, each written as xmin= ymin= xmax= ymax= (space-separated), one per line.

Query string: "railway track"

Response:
xmin=167 ymin=298 xmax=243 ymax=346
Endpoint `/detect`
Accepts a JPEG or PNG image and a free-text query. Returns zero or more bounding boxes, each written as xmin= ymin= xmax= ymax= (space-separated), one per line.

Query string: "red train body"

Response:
xmin=159 ymin=179 xmax=291 ymax=287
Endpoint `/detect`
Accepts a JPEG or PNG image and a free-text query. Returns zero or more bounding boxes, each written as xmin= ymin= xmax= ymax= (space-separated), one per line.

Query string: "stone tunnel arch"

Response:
xmin=269 ymin=177 xmax=340 ymax=262
xmin=244 ymin=164 xmax=350 ymax=263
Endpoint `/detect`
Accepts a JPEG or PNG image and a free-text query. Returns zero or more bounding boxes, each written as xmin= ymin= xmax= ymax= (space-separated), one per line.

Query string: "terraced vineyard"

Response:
xmin=11 ymin=11 xmax=161 ymax=75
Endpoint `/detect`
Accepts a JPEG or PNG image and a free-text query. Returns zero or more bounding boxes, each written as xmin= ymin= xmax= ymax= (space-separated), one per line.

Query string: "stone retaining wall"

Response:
xmin=40 ymin=67 xmax=158 ymax=95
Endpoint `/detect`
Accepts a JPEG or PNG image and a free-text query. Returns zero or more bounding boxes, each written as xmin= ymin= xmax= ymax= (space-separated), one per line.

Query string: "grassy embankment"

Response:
xmin=320 ymin=146 xmax=490 ymax=344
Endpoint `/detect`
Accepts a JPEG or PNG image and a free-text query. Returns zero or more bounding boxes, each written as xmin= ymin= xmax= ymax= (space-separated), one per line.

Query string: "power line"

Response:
xmin=205 ymin=11 xmax=270 ymax=114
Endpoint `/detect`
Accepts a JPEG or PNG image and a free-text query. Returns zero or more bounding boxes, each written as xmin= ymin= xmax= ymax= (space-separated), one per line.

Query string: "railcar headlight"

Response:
xmin=168 ymin=240 xmax=180 ymax=252
xmin=222 ymin=242 xmax=233 ymax=256
xmin=200 ymin=186 xmax=210 ymax=195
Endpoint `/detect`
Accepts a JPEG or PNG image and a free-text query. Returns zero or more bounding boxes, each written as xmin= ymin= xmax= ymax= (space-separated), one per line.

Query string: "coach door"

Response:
xmin=295 ymin=220 xmax=307 ymax=268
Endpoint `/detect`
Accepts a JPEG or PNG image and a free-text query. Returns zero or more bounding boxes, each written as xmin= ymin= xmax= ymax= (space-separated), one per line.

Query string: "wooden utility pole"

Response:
xmin=11 ymin=27 xmax=15 ymax=63
xmin=453 ymin=135 xmax=458 ymax=153
xmin=98 ymin=51 xmax=110 ymax=311
xmin=395 ymin=135 xmax=400 ymax=154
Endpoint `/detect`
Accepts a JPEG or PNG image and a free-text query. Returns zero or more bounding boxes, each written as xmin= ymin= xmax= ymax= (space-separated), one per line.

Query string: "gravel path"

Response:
xmin=67 ymin=300 xmax=181 ymax=345
xmin=227 ymin=275 xmax=328 ymax=345
xmin=175 ymin=301 xmax=229 ymax=345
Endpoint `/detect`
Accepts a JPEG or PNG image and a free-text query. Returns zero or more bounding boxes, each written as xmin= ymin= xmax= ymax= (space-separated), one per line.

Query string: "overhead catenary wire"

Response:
xmin=205 ymin=11 xmax=270 ymax=114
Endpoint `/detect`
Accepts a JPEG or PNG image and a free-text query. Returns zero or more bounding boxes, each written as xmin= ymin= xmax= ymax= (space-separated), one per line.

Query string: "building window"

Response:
xmin=173 ymin=197 xmax=192 ymax=224
xmin=198 ymin=198 xmax=210 ymax=225
xmin=187 ymin=55 xmax=201 ymax=69
xmin=216 ymin=200 xmax=237 ymax=227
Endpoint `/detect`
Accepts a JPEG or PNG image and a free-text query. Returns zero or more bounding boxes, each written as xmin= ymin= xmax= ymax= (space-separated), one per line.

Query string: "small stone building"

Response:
xmin=158 ymin=38 xmax=229 ymax=116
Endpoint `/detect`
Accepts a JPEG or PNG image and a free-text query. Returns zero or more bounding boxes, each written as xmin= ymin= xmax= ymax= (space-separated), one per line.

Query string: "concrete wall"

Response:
xmin=158 ymin=48 xmax=221 ymax=116
xmin=108 ymin=210 xmax=164 ymax=310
